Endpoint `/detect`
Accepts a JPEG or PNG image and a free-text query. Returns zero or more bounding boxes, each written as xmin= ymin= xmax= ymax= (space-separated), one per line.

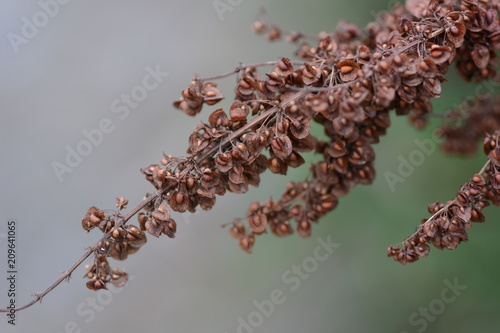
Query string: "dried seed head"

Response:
xmin=275 ymin=57 xmax=294 ymax=77
xmin=429 ymin=44 xmax=452 ymax=64
xmin=229 ymin=222 xmax=245 ymax=239
xmin=271 ymin=135 xmax=293 ymax=160
xmin=239 ymin=234 xmax=255 ymax=253
xmin=297 ymin=220 xmax=311 ymax=238
xmin=109 ymin=268 xmax=128 ymax=288
xmin=248 ymin=214 xmax=268 ymax=234
xmin=125 ymin=225 xmax=147 ymax=248
xmin=302 ymin=63 xmax=321 ymax=85
xmin=230 ymin=104 xmax=250 ymax=122
xmin=446 ymin=21 xmax=466 ymax=47
xmin=208 ymin=108 xmax=230 ymax=127
xmin=86 ymin=279 xmax=106 ymax=291
xmin=471 ymin=44 xmax=490 ymax=69
xmin=163 ymin=218 xmax=177 ymax=238
xmin=115 ymin=197 xmax=129 ymax=210
xmin=82 ymin=206 xmax=106 ymax=232
xmin=337 ymin=60 xmax=360 ymax=82
xmin=202 ymin=82 xmax=224 ymax=105
xmin=289 ymin=117 xmax=311 ymax=139
xmin=267 ymin=26 xmax=281 ymax=41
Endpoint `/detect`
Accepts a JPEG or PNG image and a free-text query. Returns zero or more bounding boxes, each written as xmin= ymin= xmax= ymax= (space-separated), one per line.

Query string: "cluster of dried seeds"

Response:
xmin=80 ymin=0 xmax=500 ymax=290
xmin=81 ymin=198 xmax=147 ymax=289
xmin=438 ymin=94 xmax=500 ymax=155
xmin=215 ymin=0 xmax=499 ymax=253
xmin=6 ymin=0 xmax=500 ymax=316
xmin=388 ymin=131 xmax=500 ymax=264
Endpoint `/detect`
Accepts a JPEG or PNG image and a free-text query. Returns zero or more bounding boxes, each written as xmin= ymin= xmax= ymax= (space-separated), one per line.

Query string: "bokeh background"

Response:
xmin=1 ymin=0 xmax=500 ymax=332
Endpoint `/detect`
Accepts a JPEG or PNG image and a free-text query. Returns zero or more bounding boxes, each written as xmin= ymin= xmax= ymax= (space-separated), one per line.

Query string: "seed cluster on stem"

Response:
xmin=2 ymin=0 xmax=499 ymax=313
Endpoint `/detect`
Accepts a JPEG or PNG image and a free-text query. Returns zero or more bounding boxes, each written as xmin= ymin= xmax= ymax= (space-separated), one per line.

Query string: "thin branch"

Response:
xmin=0 ymin=186 xmax=168 ymax=313
xmin=198 ymin=61 xmax=305 ymax=81
xmin=255 ymin=8 xmax=322 ymax=41
xmin=0 ymin=249 xmax=93 ymax=313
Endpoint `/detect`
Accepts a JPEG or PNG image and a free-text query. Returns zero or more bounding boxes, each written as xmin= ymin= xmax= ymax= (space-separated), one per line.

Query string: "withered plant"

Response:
xmin=2 ymin=0 xmax=500 ymax=313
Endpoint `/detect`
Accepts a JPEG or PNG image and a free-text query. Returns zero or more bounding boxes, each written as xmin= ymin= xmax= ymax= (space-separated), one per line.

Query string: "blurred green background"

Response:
xmin=1 ymin=0 xmax=499 ymax=332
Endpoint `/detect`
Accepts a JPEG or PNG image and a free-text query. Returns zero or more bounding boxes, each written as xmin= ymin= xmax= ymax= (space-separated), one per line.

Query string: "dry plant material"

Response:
xmin=2 ymin=0 xmax=500 ymax=312
xmin=437 ymin=94 xmax=500 ymax=155
xmin=388 ymin=131 xmax=500 ymax=264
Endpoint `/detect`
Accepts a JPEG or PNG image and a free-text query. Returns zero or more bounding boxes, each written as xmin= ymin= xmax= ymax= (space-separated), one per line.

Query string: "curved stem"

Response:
xmin=0 ymin=249 xmax=93 ymax=313
xmin=198 ymin=61 xmax=306 ymax=81
xmin=0 ymin=186 xmax=169 ymax=313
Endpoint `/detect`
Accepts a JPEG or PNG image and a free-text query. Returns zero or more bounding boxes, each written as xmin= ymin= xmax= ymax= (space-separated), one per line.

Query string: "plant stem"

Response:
xmin=199 ymin=61 xmax=308 ymax=81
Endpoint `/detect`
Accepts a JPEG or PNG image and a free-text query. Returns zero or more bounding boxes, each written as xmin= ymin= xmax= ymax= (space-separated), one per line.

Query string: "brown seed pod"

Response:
xmin=248 ymin=214 xmax=268 ymax=234
xmin=230 ymin=103 xmax=250 ymax=122
xmin=326 ymin=137 xmax=348 ymax=158
xmin=275 ymin=57 xmax=294 ymax=77
xmin=99 ymin=219 xmax=115 ymax=234
xmin=267 ymin=155 xmax=288 ymax=175
xmin=337 ymin=60 xmax=360 ymax=82
xmin=169 ymin=191 xmax=189 ymax=212
xmin=239 ymin=234 xmax=255 ymax=253
xmin=286 ymin=151 xmax=305 ymax=168
xmin=446 ymin=21 xmax=466 ymax=47
xmin=428 ymin=44 xmax=452 ymax=64
xmin=208 ymin=108 xmax=230 ymax=127
xmin=417 ymin=58 xmax=438 ymax=78
xmin=125 ymin=225 xmax=147 ymax=248
xmin=110 ymin=242 xmax=129 ymax=261
xmin=109 ymin=268 xmax=128 ymax=288
xmin=271 ymin=135 xmax=293 ymax=160
xmin=289 ymin=117 xmax=311 ymax=139
xmin=229 ymin=222 xmax=246 ymax=239
xmin=297 ymin=220 xmax=311 ymax=238
xmin=302 ymin=63 xmax=321 ymax=85
xmin=145 ymin=217 xmax=163 ymax=238
xmin=202 ymin=82 xmax=224 ymax=105
xmin=271 ymin=221 xmax=294 ymax=237
xmin=163 ymin=218 xmax=177 ymax=238
xmin=471 ymin=43 xmax=490 ymax=69
xmin=86 ymin=279 xmax=107 ymax=291
xmin=267 ymin=26 xmax=281 ymax=41
xmin=236 ymin=76 xmax=257 ymax=99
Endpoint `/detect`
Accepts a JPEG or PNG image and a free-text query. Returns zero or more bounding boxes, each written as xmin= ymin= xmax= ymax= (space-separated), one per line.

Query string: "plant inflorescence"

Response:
xmin=2 ymin=0 xmax=499 ymax=313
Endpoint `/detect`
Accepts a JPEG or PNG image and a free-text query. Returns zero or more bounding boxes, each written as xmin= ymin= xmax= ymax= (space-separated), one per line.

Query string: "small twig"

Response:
xmin=0 ymin=249 xmax=93 ymax=312
xmin=199 ymin=61 xmax=305 ymax=81
xmin=0 ymin=185 xmax=171 ymax=313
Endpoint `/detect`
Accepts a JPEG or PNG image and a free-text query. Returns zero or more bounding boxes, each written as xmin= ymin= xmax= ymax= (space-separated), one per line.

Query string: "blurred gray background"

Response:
xmin=1 ymin=0 xmax=499 ymax=332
